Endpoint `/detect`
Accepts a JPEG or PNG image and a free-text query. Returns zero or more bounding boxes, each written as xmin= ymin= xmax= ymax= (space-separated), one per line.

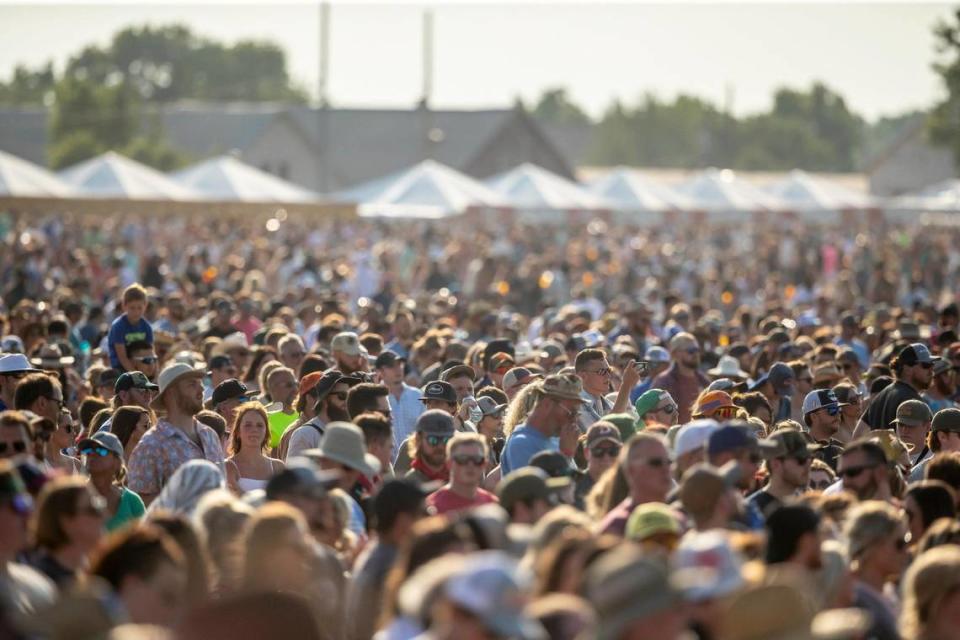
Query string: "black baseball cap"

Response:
xmin=207 ymin=355 xmax=233 ymax=373
xmin=374 ymin=350 xmax=405 ymax=369
xmin=420 ymin=380 xmax=458 ymax=404
xmin=114 ymin=371 xmax=159 ymax=393
xmin=897 ymin=343 xmax=934 ymax=366
xmin=311 ymin=370 xmax=362 ymax=414
xmin=211 ymin=379 xmax=249 ymax=406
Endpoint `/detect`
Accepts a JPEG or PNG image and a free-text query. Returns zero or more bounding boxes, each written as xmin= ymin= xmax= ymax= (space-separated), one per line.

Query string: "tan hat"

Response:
xmin=812 ymin=364 xmax=843 ymax=386
xmin=150 ymin=362 xmax=204 ymax=409
xmin=720 ymin=583 xmax=812 ymax=640
xmin=538 ymin=373 xmax=588 ymax=403
xmin=679 ymin=462 xmax=739 ymax=522
xmin=331 ymin=331 xmax=361 ymax=356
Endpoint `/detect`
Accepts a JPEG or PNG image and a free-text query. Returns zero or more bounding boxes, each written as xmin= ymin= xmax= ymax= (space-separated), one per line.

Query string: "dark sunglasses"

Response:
xmin=328 ymin=392 xmax=347 ymax=401
xmin=643 ymin=457 xmax=670 ymax=468
xmin=839 ymin=463 xmax=878 ymax=479
xmin=712 ymin=406 xmax=739 ymax=420
xmin=590 ymin=445 xmax=622 ymax=458
xmin=134 ymin=356 xmax=159 ymax=364
xmin=655 ymin=403 xmax=677 ymax=415
xmin=426 ymin=434 xmax=453 ymax=447
xmin=80 ymin=446 xmax=112 ymax=458
xmin=818 ymin=404 xmax=840 ymax=417
xmin=0 ymin=441 xmax=28 ymax=454
xmin=586 ymin=367 xmax=611 ymax=376
xmin=452 ymin=453 xmax=485 ymax=466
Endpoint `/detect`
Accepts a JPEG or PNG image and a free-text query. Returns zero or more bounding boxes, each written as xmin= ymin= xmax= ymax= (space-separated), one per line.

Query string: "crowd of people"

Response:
xmin=1 ymin=209 xmax=960 ymax=640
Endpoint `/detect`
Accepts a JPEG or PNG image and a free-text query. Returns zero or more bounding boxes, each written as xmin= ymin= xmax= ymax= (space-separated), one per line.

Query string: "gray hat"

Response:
xmin=78 ymin=431 xmax=124 ymax=460
xmin=538 ymin=373 xmax=588 ymax=403
xmin=476 ymin=396 xmax=507 ymax=417
xmin=331 ymin=331 xmax=361 ymax=356
xmin=891 ymin=399 xmax=933 ymax=428
xmin=415 ymin=409 xmax=456 ymax=436
xmin=313 ymin=422 xmax=381 ymax=478
xmin=584 ymin=546 xmax=683 ymax=640
xmin=932 ymin=408 xmax=960 ymax=433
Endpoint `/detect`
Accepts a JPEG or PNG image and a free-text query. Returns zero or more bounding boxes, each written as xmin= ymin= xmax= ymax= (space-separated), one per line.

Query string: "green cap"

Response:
xmin=496 ymin=467 xmax=569 ymax=512
xmin=625 ymin=502 xmax=680 ymax=542
xmin=766 ymin=427 xmax=823 ymax=458
xmin=891 ymin=399 xmax=933 ymax=428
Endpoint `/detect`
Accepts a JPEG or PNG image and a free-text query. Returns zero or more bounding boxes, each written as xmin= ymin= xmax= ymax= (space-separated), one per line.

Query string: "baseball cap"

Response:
xmin=330 ymin=332 xmax=361 ymax=356
xmin=440 ymin=363 xmax=476 ymax=382
xmin=831 ymin=382 xmax=861 ymax=406
xmin=802 ymin=389 xmax=840 ymax=417
xmin=265 ymin=460 xmax=338 ymax=501
xmin=932 ymin=408 xmax=960 ymax=433
xmin=625 ymin=502 xmax=680 ymax=542
xmin=211 ymin=379 xmax=249 ymax=406
xmin=538 ymin=340 xmax=564 ymax=360
xmin=421 ymin=380 xmax=458 ymax=404
xmin=476 ymin=396 xmax=507 ymax=417
xmin=586 ymin=422 xmax=622 ymax=448
xmin=488 ymin=352 xmax=516 ymax=373
xmin=693 ymin=390 xmax=738 ymax=417
xmin=932 ymin=357 xmax=952 ymax=376
xmin=206 ymin=355 xmax=233 ymax=373
xmin=374 ymin=350 xmax=405 ymax=369
xmin=77 ymin=431 xmax=125 ymax=460
xmin=415 ymin=409 xmax=456 ymax=436
xmin=634 ymin=389 xmax=673 ymax=419
xmin=483 ymin=339 xmax=515 ymax=370
xmin=749 ymin=361 xmax=794 ymax=394
xmin=297 ymin=372 xmax=324 ymax=397
xmin=673 ymin=530 xmax=744 ymax=602
xmin=502 ymin=367 xmax=542 ymax=391
xmin=679 ymin=462 xmax=741 ymax=521
xmin=496 ymin=467 xmax=569 ymax=512
xmin=766 ymin=427 xmax=823 ymax=459
xmin=529 ymin=450 xmax=577 ymax=478
xmin=114 ymin=371 xmax=159 ymax=393
xmin=644 ymin=346 xmax=671 ymax=364
xmin=898 ymin=343 xmax=934 ymax=366
xmin=891 ymin=399 xmax=933 ymax=428
xmin=707 ymin=422 xmax=778 ymax=457
xmin=674 ymin=419 xmax=720 ymax=458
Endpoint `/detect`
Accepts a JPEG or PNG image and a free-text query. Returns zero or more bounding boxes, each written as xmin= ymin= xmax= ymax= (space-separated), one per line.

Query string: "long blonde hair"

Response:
xmin=900 ymin=545 xmax=960 ymax=640
xmin=503 ymin=382 xmax=542 ymax=438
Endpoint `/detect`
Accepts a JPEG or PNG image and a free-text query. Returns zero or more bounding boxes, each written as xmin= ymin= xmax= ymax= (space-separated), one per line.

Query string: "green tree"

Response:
xmin=0 ymin=63 xmax=55 ymax=105
xmin=930 ymin=8 xmax=960 ymax=166
xmin=532 ymin=88 xmax=591 ymax=125
xmin=121 ymin=135 xmax=189 ymax=171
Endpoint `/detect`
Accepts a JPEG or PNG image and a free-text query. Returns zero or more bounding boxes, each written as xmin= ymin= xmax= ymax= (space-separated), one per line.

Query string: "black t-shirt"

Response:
xmin=863 ymin=380 xmax=921 ymax=430
xmin=746 ymin=489 xmax=781 ymax=518
xmin=813 ymin=439 xmax=845 ymax=472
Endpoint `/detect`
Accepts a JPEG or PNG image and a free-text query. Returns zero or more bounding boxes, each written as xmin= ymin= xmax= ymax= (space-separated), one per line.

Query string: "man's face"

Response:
xmin=449 ymin=442 xmax=485 ymax=487
xmin=477 ymin=414 xmax=503 ymax=440
xmin=211 ymin=360 xmax=237 ymax=386
xmin=424 ymin=399 xmax=457 ymax=415
xmin=837 ymin=451 xmax=883 ymax=500
xmin=733 ymin=447 xmax=762 ymax=491
xmin=217 ymin=397 xmax=243 ymax=426
xmin=907 ymin=362 xmax=934 ymax=390
xmin=896 ymin=421 xmax=930 ymax=453
xmin=646 ymin=397 xmax=679 ymax=426
xmin=378 ymin=361 xmax=404 ymax=386
xmin=0 ymin=425 xmax=29 ymax=459
xmin=578 ymin=359 xmax=611 ymax=396
xmin=809 ymin=469 xmax=834 ymax=492
xmin=839 ymin=359 xmax=860 ymax=383
xmin=0 ymin=372 xmax=25 ymax=403
xmin=938 ymin=430 xmax=960 ymax=453
xmin=626 ymin=440 xmax=672 ymax=501
xmin=131 ymin=350 xmax=159 ymax=379
xmin=776 ymin=454 xmax=812 ymax=490
xmin=375 ymin=395 xmax=392 ymax=421
xmin=335 ymin=351 xmax=364 ymax=375
xmin=675 ymin=343 xmax=701 ymax=369
xmin=322 ymin=383 xmax=351 ymax=422
xmin=586 ymin=439 xmax=621 ymax=477
xmin=173 ymin=377 xmax=204 ymax=415
xmin=546 ymin=397 xmax=582 ymax=437
xmin=280 ymin=341 xmax=306 ymax=373
xmin=269 ymin=371 xmax=298 ymax=406
xmin=121 ymin=386 xmax=155 ymax=411
xmin=809 ymin=404 xmax=840 ymax=435
xmin=418 ymin=432 xmax=450 ymax=468
xmin=796 ymin=370 xmax=813 ymax=396
xmin=367 ymin=437 xmax=393 ymax=470
xmin=38 ymin=385 xmax=64 ymax=423
xmin=448 ymin=376 xmax=474 ymax=403
xmin=935 ymin=370 xmax=956 ymax=396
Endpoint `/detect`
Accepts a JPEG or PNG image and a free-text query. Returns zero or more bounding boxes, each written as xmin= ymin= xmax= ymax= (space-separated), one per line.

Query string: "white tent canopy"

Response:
xmin=59 ymin=151 xmax=198 ymax=200
xmin=0 ymin=150 xmax=75 ymax=198
xmin=335 ymin=159 xmax=507 ymax=219
xmin=588 ymin=166 xmax=694 ymax=213
xmin=486 ymin=163 xmax=611 ymax=214
xmin=764 ymin=169 xmax=874 ymax=215
xmin=171 ymin=155 xmax=319 ymax=203
xmin=887 ymin=178 xmax=960 ymax=213
xmin=677 ymin=168 xmax=784 ymax=216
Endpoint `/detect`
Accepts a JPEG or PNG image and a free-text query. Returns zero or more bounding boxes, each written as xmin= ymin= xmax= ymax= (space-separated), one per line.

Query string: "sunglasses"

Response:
xmin=80 ymin=446 xmax=112 ymax=458
xmin=452 ymin=453 xmax=485 ymax=466
xmin=818 ymin=404 xmax=841 ymax=417
xmin=134 ymin=356 xmax=158 ymax=364
xmin=0 ymin=441 xmax=28 ymax=454
xmin=590 ymin=445 xmax=621 ymax=458
xmin=642 ymin=457 xmax=670 ymax=468
xmin=654 ymin=403 xmax=677 ymax=415
xmin=712 ymin=406 xmax=739 ymax=420
xmin=425 ymin=434 xmax=453 ymax=447
xmin=838 ymin=463 xmax=878 ymax=479
xmin=328 ymin=392 xmax=347 ymax=401
xmin=586 ymin=368 xmax=611 ymax=376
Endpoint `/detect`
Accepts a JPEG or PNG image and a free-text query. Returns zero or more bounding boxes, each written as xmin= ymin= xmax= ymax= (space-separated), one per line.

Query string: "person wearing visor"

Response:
xmin=79 ymin=431 xmax=145 ymax=532
xmin=803 ymin=389 xmax=845 ymax=471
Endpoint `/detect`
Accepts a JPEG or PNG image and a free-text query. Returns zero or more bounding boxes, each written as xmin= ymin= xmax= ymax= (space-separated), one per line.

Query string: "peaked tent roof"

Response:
xmin=335 ymin=159 xmax=508 ymax=218
xmin=485 ymin=162 xmax=610 ymax=212
xmin=886 ymin=178 xmax=960 ymax=213
xmin=677 ymin=168 xmax=784 ymax=213
xmin=588 ymin=166 xmax=695 ymax=212
xmin=0 ymin=150 xmax=74 ymax=197
xmin=764 ymin=170 xmax=874 ymax=212
xmin=59 ymin=152 xmax=199 ymax=200
xmin=170 ymin=155 xmax=319 ymax=203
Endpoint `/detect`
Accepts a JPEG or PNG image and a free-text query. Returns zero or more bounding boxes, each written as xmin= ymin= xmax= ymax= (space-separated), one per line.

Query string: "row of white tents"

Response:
xmin=0 ymin=148 xmax=956 ymax=222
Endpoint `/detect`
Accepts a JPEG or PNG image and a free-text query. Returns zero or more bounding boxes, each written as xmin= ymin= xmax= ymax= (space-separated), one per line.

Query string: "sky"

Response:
xmin=0 ymin=2 xmax=952 ymax=121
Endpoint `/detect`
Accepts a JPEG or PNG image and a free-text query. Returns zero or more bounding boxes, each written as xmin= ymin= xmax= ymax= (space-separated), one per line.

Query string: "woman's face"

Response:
xmin=63 ymin=490 xmax=106 ymax=551
xmin=54 ymin=411 xmax=75 ymax=448
xmin=904 ymin=495 xmax=926 ymax=543
xmin=129 ymin=414 xmax=150 ymax=449
xmin=239 ymin=411 xmax=267 ymax=452
xmin=477 ymin=415 xmax=503 ymax=440
xmin=85 ymin=449 xmax=120 ymax=479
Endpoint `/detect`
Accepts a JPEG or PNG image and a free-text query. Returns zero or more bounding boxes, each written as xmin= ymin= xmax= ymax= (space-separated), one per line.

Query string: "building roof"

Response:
xmin=0 ymin=108 xmax=48 ymax=166
xmin=156 ymin=101 xmax=283 ymax=159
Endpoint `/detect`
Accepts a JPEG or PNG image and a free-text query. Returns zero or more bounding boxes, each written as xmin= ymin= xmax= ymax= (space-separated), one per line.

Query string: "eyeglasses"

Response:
xmin=328 ymin=392 xmax=347 ymax=401
xmin=590 ymin=445 xmax=621 ymax=458
xmin=425 ymin=434 xmax=453 ymax=447
xmin=134 ymin=356 xmax=158 ymax=364
xmin=45 ymin=396 xmax=64 ymax=412
xmin=818 ymin=404 xmax=840 ymax=417
xmin=642 ymin=457 xmax=670 ymax=468
xmin=838 ymin=463 xmax=878 ymax=479
xmin=80 ymin=446 xmax=112 ymax=458
xmin=585 ymin=367 xmax=611 ymax=377
xmin=452 ymin=453 xmax=485 ymax=466
xmin=654 ymin=403 xmax=677 ymax=415
xmin=0 ymin=441 xmax=28 ymax=454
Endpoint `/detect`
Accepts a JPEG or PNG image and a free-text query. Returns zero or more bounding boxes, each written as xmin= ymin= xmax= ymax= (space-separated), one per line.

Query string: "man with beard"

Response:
xmin=922 ymin=358 xmax=957 ymax=413
xmin=265 ymin=366 xmax=299 ymax=450
xmin=128 ymin=363 xmax=225 ymax=506
xmin=803 ymin=389 xmax=845 ymax=471
xmin=909 ymin=408 xmax=960 ymax=481
xmin=750 ymin=362 xmax=796 ymax=424
xmin=748 ymin=428 xmax=819 ymax=515
xmin=285 ymin=371 xmax=355 ymax=461
xmin=330 ymin=332 xmax=366 ymax=375
xmin=855 ymin=343 xmax=933 ymax=437
xmin=404 ymin=410 xmax=456 ymax=484
xmin=651 ymin=332 xmax=709 ymax=424
xmin=836 ymin=439 xmax=892 ymax=502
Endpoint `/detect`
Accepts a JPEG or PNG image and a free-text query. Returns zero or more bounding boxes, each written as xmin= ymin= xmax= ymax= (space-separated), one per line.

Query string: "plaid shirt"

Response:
xmin=127 ymin=419 xmax=225 ymax=496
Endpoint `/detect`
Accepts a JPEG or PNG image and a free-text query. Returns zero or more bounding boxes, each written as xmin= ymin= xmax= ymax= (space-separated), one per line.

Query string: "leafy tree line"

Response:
xmin=0 ymin=24 xmax=307 ymax=169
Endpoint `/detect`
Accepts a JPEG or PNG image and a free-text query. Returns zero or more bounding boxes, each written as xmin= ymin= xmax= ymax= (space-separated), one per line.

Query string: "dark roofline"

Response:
xmin=864 ymin=113 xmax=930 ymax=174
